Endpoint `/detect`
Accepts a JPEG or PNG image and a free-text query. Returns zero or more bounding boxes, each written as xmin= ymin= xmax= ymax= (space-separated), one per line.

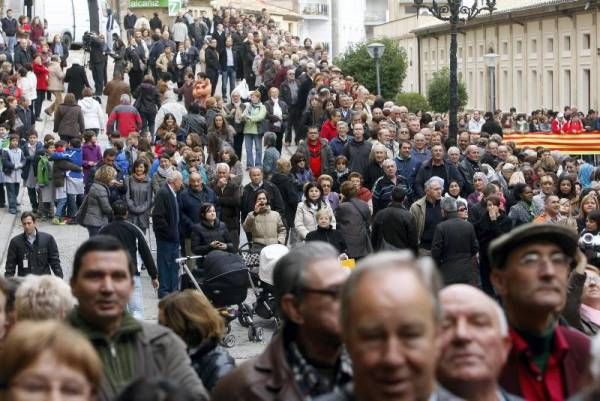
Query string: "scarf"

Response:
xmin=581 ymin=304 xmax=600 ymax=327
xmin=157 ymin=166 xmax=173 ymax=178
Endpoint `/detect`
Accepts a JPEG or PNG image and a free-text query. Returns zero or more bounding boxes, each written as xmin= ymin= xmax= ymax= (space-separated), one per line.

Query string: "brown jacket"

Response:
xmin=47 ymin=61 xmax=64 ymax=92
xmin=211 ymin=334 xmax=303 ymax=401
xmin=53 ymin=103 xmax=85 ymax=138
xmin=103 ymin=79 xmax=130 ymax=114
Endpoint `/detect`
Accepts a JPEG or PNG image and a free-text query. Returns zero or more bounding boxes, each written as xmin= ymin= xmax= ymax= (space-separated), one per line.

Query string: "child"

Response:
xmin=1 ymin=134 xmax=24 ymax=214
xmin=82 ymin=130 xmax=102 ymax=184
xmin=290 ymin=151 xmax=314 ymax=195
xmin=21 ymin=130 xmax=43 ymax=213
xmin=0 ymin=125 xmax=9 ymax=208
xmin=113 ymin=139 xmax=130 ymax=175
xmin=50 ymin=140 xmax=81 ymax=224
xmin=262 ymin=131 xmax=279 ymax=178
xmin=332 ymin=155 xmax=350 ymax=193
xmin=64 ymin=137 xmax=84 ymax=224
xmin=36 ymin=135 xmax=55 ymax=221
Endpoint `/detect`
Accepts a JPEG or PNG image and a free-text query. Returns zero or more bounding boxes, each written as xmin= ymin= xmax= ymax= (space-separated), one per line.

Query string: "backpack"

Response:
xmin=36 ymin=154 xmax=50 ymax=186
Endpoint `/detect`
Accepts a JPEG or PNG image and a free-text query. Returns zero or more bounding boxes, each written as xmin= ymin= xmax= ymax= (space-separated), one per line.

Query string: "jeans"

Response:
xmin=221 ymin=66 xmax=236 ymax=99
xmin=156 ymin=239 xmax=180 ymax=298
xmin=140 ymin=111 xmax=156 ymax=135
xmin=6 ymin=36 xmax=15 ymax=56
xmin=244 ymin=134 xmax=262 ymax=168
xmin=0 ymin=183 xmax=5 ymax=206
xmin=67 ymin=193 xmax=82 ymax=217
xmin=55 ymin=197 xmax=67 ymax=219
xmin=128 ymin=275 xmax=144 ymax=319
xmin=5 ymin=182 xmax=19 ymax=213
xmin=27 ymin=187 xmax=38 ymax=211
xmin=34 ymin=90 xmax=46 ymax=118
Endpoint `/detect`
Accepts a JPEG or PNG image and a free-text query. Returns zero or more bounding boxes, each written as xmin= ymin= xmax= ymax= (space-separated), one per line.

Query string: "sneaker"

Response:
xmin=52 ymin=217 xmax=66 ymax=225
xmin=8 ymin=209 xmax=16 ymax=214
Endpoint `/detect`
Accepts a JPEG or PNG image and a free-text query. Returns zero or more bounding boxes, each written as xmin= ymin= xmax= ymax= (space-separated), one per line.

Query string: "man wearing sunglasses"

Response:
xmin=490 ymin=223 xmax=590 ymax=401
xmin=212 ymin=242 xmax=351 ymax=401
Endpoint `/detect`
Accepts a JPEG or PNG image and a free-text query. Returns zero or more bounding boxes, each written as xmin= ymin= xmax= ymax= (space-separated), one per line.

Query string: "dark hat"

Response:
xmin=488 ymin=223 xmax=578 ymax=270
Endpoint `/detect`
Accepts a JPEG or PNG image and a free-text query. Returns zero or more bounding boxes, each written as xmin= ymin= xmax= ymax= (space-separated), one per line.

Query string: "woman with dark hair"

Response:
xmin=242 ymin=189 xmax=286 ymax=250
xmin=207 ymin=113 xmax=235 ymax=147
xmin=191 ymin=203 xmax=234 ymax=256
xmin=320 ymin=109 xmax=341 ymax=142
xmin=290 ymin=151 xmax=314 ymax=194
xmin=558 ymin=173 xmax=580 ymax=216
xmin=219 ymin=147 xmax=243 ymax=187
xmin=474 ymin=194 xmax=513 ymax=296
xmin=32 ymin=54 xmax=48 ymax=120
xmin=157 ymin=291 xmax=235 ymax=393
xmin=335 ymin=180 xmax=372 ymax=259
xmin=294 ymin=181 xmax=336 ymax=241
xmin=508 ymin=183 xmax=537 ymax=227
xmin=156 ymin=113 xmax=179 ymax=143
xmin=125 ymin=159 xmax=153 ymax=233
xmin=53 ymin=93 xmax=85 ymax=141
xmin=133 ymin=75 xmax=161 ymax=135
xmin=111 ymin=39 xmax=128 ymax=76
xmin=301 ymin=97 xmax=324 ymax=142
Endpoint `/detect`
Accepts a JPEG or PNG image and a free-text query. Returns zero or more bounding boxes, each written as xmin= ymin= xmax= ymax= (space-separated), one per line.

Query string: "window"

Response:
xmin=424 ymin=51 xmax=428 ymax=61
xmin=479 ymin=44 xmax=484 ymax=57
xmin=582 ymin=68 xmax=591 ymax=111
xmin=546 ymin=37 xmax=554 ymax=54
xmin=516 ymin=70 xmax=523 ymax=111
xmin=440 ymin=49 xmax=445 ymax=61
xmin=545 ymin=70 xmax=554 ymax=107
xmin=583 ymin=33 xmax=591 ymax=50
xmin=564 ymin=35 xmax=571 ymax=52
xmin=432 ymin=50 xmax=436 ymax=62
xmin=502 ymin=41 xmax=508 ymax=55
xmin=468 ymin=45 xmax=473 ymax=58
xmin=458 ymin=47 xmax=463 ymax=59
xmin=529 ymin=70 xmax=538 ymax=108
xmin=516 ymin=40 xmax=522 ymax=55
xmin=563 ymin=69 xmax=571 ymax=106
xmin=531 ymin=38 xmax=537 ymax=54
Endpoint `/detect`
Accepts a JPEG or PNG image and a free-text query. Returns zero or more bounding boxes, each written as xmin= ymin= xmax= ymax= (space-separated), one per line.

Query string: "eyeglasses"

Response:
xmin=458 ymin=207 xmax=467 ymax=212
xmin=586 ymin=275 xmax=600 ymax=286
xmin=301 ymin=286 xmax=342 ymax=300
xmin=518 ymin=252 xmax=572 ymax=269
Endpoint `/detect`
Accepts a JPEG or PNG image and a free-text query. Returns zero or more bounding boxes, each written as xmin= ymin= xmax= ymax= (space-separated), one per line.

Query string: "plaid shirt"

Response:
xmin=286 ymin=340 xmax=353 ymax=400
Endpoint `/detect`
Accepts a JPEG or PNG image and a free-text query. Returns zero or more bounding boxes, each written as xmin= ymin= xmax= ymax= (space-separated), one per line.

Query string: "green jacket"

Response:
xmin=242 ymin=102 xmax=267 ymax=134
xmin=68 ymin=309 xmax=209 ymax=401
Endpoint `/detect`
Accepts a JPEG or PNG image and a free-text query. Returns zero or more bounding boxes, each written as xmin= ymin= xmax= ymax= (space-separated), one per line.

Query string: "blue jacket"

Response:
xmin=394 ymin=155 xmax=420 ymax=189
xmin=52 ymin=147 xmax=83 ymax=180
xmin=329 ymin=135 xmax=351 ymax=157
xmin=410 ymin=148 xmax=431 ymax=167
xmin=178 ymin=186 xmax=219 ymax=237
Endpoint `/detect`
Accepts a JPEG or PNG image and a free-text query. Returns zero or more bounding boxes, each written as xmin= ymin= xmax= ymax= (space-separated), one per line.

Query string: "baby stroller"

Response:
xmin=239 ymin=242 xmax=288 ymax=328
xmin=176 ymin=251 xmax=264 ymax=344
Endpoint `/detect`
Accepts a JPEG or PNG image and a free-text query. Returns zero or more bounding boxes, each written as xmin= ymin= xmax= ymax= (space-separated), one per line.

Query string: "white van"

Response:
xmin=35 ymin=0 xmax=120 ymax=48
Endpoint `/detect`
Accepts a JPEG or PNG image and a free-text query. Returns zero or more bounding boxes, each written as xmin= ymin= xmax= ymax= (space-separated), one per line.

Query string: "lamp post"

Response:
xmin=413 ymin=0 xmax=496 ymax=142
xmin=484 ymin=51 xmax=499 ymax=113
xmin=367 ymin=42 xmax=385 ymax=97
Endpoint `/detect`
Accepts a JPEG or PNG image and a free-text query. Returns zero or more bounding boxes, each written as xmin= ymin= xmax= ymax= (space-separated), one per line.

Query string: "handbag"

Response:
xmin=349 ymin=199 xmax=373 ymax=253
xmin=74 ymin=193 xmax=91 ymax=226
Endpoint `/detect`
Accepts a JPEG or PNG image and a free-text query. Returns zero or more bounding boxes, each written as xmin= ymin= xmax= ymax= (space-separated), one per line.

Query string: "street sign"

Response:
xmin=129 ymin=0 xmax=168 ymax=7
xmin=168 ymin=0 xmax=182 ymax=16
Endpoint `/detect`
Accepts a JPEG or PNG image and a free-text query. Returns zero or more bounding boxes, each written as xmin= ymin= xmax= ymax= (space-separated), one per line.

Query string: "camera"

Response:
xmin=579 ymin=233 xmax=600 ymax=259
xmin=82 ymin=31 xmax=94 ymax=51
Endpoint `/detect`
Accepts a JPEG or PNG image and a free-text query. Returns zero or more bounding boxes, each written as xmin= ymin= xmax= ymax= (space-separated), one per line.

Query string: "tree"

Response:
xmin=395 ymin=92 xmax=430 ymax=113
xmin=426 ymin=67 xmax=468 ymax=113
xmin=334 ymin=38 xmax=407 ymax=100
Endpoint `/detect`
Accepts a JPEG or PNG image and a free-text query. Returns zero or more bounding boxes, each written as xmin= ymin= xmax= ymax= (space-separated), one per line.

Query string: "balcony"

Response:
xmin=364 ymin=10 xmax=387 ymax=26
xmin=300 ymin=0 xmax=329 ymax=19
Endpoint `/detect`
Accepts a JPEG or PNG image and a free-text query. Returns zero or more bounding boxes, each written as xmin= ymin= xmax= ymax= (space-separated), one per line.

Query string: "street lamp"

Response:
xmin=413 ymin=0 xmax=496 ymax=142
xmin=367 ymin=42 xmax=385 ymax=97
xmin=484 ymin=51 xmax=499 ymax=113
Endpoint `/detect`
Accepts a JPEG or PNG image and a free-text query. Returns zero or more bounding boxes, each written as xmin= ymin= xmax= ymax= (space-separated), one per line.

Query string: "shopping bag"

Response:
xmin=233 ymin=79 xmax=250 ymax=99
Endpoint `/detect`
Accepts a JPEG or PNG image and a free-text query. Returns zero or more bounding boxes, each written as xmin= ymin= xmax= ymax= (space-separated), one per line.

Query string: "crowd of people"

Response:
xmin=2 ymin=3 xmax=600 ymax=401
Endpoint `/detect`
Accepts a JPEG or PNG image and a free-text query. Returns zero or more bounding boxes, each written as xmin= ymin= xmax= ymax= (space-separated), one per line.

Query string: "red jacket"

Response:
xmin=320 ymin=120 xmax=337 ymax=142
xmin=551 ymin=118 xmax=566 ymax=134
xmin=106 ymin=104 xmax=142 ymax=137
xmin=32 ymin=63 xmax=49 ymax=91
xmin=565 ymin=120 xmax=583 ymax=134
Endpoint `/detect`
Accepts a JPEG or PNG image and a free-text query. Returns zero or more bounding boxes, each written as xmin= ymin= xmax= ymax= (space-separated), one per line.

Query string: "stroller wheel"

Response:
xmin=248 ymin=326 xmax=264 ymax=342
xmin=222 ymin=334 xmax=236 ymax=348
xmin=225 ymin=322 xmax=232 ymax=334
xmin=237 ymin=303 xmax=253 ymax=328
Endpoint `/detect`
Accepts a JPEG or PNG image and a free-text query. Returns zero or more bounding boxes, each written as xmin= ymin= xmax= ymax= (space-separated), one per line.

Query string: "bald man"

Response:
xmin=437 ymin=285 xmax=523 ymax=401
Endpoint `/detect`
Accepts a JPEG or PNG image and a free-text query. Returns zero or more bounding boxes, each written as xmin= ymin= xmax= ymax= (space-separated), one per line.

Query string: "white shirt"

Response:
xmin=226 ymin=47 xmax=234 ymax=67
xmin=468 ymin=118 xmax=484 ymax=133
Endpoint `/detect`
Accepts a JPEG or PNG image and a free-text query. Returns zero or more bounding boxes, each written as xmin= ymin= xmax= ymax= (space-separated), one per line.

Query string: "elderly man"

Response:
xmin=152 ymin=170 xmax=184 ymax=298
xmin=490 ymin=223 xmax=591 ymax=400
xmin=468 ymin=110 xmax=485 ymax=134
xmin=411 ymin=132 xmax=432 ymax=167
xmin=372 ymin=159 xmax=407 ymax=215
xmin=410 ymin=176 xmax=444 ymax=256
xmin=329 ymin=121 xmax=351 ymax=157
xmin=211 ymin=162 xmax=241 ymax=250
xmin=431 ymin=197 xmax=479 ymax=285
xmin=371 ymin=185 xmax=418 ymax=254
xmin=280 ymin=68 xmax=302 ymax=146
xmin=458 ymin=145 xmax=482 ymax=195
xmin=343 ymin=123 xmax=372 ymax=177
xmin=68 ymin=235 xmax=208 ymax=401
xmin=212 ymin=242 xmax=352 ymax=401
xmin=437 ymin=284 xmax=523 ymax=401
xmin=241 ymin=167 xmax=284 ymax=222
xmin=533 ymin=175 xmax=556 ymax=212
xmin=106 ymin=94 xmax=142 ymax=138
xmin=318 ymin=251 xmax=459 ymax=401
xmin=414 ymin=144 xmax=463 ymax=198
xmin=533 ymin=195 xmax=562 ymax=224
xmin=395 ymin=140 xmax=420 ymax=197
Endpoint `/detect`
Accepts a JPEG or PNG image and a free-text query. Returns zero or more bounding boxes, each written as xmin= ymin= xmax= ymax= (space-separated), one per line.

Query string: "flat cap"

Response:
xmin=488 ymin=223 xmax=578 ymax=269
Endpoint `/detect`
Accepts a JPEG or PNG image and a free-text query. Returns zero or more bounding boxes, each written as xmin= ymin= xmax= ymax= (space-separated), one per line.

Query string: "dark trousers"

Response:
xmin=27 ymin=186 xmax=38 ymax=211
xmin=34 ymin=90 xmax=46 ymax=118
xmin=140 ymin=111 xmax=156 ymax=136
xmin=274 ymin=127 xmax=286 ymax=153
xmin=206 ymin=68 xmax=219 ymax=96
xmin=0 ymin=182 xmax=6 ymax=206
xmin=87 ymin=226 xmax=101 ymax=237
xmin=91 ymin=62 xmax=106 ymax=96
xmin=5 ymin=182 xmax=19 ymax=213
xmin=233 ymin=131 xmax=244 ymax=160
xmin=286 ymin=107 xmax=303 ymax=144
xmin=129 ymin=70 xmax=144 ymax=92
xmin=157 ymin=239 xmax=181 ymax=298
xmin=67 ymin=193 xmax=82 ymax=217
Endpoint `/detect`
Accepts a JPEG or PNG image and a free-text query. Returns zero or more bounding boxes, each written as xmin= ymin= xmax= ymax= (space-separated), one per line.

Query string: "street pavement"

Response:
xmin=0 ymin=50 xmax=300 ymax=362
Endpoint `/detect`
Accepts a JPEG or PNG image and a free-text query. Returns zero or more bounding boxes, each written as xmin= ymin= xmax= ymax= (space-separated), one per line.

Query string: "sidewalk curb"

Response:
xmin=0 ymin=189 xmax=26 ymax=272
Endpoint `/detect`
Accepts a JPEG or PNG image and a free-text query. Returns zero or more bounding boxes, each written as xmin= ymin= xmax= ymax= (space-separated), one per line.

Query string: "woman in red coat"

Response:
xmin=32 ymin=54 xmax=49 ymax=121
xmin=320 ymin=109 xmax=341 ymax=142
xmin=29 ymin=17 xmax=44 ymax=45
xmin=565 ymin=114 xmax=584 ymax=134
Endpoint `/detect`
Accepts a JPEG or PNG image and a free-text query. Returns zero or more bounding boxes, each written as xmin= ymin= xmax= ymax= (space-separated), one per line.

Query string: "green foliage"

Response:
xmin=334 ymin=38 xmax=407 ymax=100
xmin=394 ymin=92 xmax=430 ymax=113
xmin=426 ymin=67 xmax=468 ymax=113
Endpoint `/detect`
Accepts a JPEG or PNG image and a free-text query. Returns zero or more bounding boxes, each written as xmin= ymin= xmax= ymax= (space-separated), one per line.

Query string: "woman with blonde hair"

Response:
xmin=15 ymin=275 xmax=76 ymax=321
xmin=577 ymin=192 xmax=600 ymax=233
xmin=158 ymin=290 xmax=235 ymax=391
xmin=0 ymin=320 xmax=102 ymax=401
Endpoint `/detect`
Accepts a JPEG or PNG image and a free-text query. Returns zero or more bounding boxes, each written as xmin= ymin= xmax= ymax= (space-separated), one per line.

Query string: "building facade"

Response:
xmin=376 ymin=0 xmax=599 ymax=113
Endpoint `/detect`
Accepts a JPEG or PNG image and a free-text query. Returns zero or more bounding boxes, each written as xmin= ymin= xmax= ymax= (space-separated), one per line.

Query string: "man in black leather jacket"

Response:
xmin=5 ymin=212 xmax=63 ymax=277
